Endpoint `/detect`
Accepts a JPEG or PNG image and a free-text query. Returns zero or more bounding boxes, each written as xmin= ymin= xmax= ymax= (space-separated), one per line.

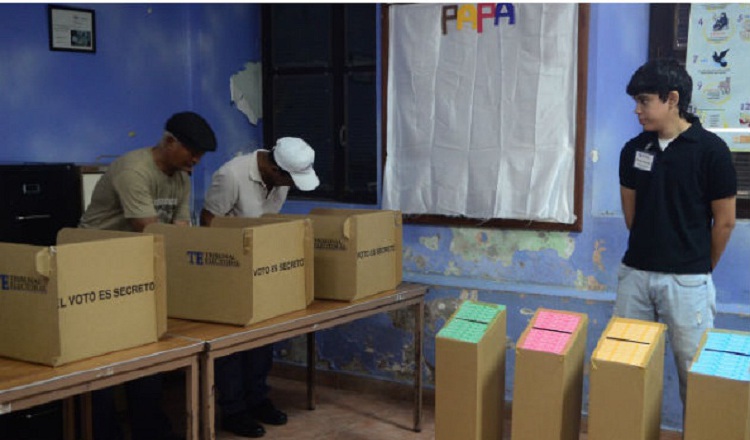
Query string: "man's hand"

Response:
xmin=129 ymin=217 xmax=159 ymax=233
xmin=199 ymin=208 xmax=215 ymax=227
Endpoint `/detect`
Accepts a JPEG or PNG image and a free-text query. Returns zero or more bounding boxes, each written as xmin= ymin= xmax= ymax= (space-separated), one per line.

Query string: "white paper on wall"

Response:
xmin=384 ymin=3 xmax=578 ymax=223
xmin=230 ymin=61 xmax=263 ymax=125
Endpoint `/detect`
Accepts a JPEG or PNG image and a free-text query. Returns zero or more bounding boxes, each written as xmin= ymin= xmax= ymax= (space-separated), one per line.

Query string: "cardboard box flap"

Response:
xmin=36 ymin=246 xmax=52 ymax=277
xmin=309 ymin=208 xmax=376 ymax=215
xmin=212 ymin=216 xmax=292 ymax=228
xmin=0 ymin=243 xmax=61 ymax=365
xmin=146 ymin=222 xmax=252 ymax=252
xmin=261 ymin=213 xmax=350 ymax=247
xmin=308 ymin=208 xmax=402 ymax=240
xmin=313 ymin=215 xmax=351 ymax=243
xmin=308 ymin=207 xmax=402 ymax=226
xmin=57 ymin=227 xmax=137 ymax=243
xmin=56 ymin=228 xmax=168 ymax=338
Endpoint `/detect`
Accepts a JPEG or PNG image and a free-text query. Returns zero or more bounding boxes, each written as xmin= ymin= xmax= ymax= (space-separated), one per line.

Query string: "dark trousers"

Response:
xmin=215 ymin=344 xmax=273 ymax=416
xmin=92 ymin=374 xmax=172 ymax=440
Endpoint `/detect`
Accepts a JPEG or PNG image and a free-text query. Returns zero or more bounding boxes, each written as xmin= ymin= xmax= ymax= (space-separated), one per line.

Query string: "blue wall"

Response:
xmin=0 ymin=3 xmax=263 ymax=222
xmin=2 ymin=3 xmax=748 ymax=432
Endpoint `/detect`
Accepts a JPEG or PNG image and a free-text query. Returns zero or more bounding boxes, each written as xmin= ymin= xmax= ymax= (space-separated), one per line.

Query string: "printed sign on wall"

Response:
xmin=686 ymin=4 xmax=750 ymax=151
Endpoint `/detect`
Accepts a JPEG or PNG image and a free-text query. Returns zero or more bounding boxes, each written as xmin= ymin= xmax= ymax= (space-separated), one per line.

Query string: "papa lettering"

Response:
xmin=442 ymin=3 xmax=516 ymax=35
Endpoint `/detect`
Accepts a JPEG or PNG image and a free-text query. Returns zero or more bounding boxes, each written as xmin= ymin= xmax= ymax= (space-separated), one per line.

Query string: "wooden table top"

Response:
xmin=167 ymin=282 xmax=428 ymax=346
xmin=0 ymin=335 xmax=203 ymax=402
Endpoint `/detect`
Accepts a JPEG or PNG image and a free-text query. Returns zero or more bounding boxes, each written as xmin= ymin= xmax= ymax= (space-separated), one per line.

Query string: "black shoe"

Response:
xmin=223 ymin=412 xmax=266 ymax=438
xmin=249 ymin=399 xmax=288 ymax=426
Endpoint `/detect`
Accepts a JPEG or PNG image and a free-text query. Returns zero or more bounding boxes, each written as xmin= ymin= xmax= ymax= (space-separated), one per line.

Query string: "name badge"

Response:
xmin=634 ymin=151 xmax=654 ymax=172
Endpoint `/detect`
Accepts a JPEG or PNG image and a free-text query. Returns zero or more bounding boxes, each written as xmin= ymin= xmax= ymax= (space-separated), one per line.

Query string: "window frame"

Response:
xmin=261 ymin=4 xmax=378 ymax=205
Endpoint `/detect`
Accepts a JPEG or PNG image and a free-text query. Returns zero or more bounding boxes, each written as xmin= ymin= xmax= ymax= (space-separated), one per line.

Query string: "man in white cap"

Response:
xmin=200 ymin=137 xmax=318 ymax=438
xmin=200 ymin=137 xmax=319 ymax=225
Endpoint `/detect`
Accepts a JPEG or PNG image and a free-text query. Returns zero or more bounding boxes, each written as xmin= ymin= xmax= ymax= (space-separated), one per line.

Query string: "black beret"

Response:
xmin=165 ymin=111 xmax=217 ymax=152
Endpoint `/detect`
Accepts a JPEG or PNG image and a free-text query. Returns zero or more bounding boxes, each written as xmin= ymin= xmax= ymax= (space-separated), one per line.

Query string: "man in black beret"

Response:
xmin=80 ymin=111 xmax=216 ymax=440
xmin=81 ymin=111 xmax=216 ymax=232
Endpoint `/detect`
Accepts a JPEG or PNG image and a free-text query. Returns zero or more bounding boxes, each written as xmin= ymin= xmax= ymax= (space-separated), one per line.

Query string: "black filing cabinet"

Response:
xmin=0 ymin=163 xmax=83 ymax=246
xmin=0 ymin=163 xmax=83 ymax=439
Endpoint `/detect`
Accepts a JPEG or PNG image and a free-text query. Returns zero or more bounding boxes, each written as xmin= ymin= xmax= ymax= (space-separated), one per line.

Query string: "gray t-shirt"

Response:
xmin=79 ymin=147 xmax=191 ymax=231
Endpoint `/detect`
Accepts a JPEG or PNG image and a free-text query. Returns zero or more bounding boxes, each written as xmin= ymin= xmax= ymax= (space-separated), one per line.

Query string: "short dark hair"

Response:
xmin=626 ymin=58 xmax=693 ymax=119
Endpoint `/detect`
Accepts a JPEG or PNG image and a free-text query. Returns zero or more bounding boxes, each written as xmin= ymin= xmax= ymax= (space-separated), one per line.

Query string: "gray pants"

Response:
xmin=614 ymin=263 xmax=716 ymax=405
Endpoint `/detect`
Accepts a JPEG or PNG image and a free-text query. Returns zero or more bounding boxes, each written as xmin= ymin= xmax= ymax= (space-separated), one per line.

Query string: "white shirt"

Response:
xmin=203 ymin=151 xmax=289 ymax=218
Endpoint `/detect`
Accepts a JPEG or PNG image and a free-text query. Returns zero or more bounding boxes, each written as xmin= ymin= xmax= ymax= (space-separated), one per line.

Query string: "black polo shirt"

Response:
xmin=619 ymin=119 xmax=736 ymax=273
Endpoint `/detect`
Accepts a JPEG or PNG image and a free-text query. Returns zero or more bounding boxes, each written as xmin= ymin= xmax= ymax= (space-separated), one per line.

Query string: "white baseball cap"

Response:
xmin=272 ymin=137 xmax=320 ymax=191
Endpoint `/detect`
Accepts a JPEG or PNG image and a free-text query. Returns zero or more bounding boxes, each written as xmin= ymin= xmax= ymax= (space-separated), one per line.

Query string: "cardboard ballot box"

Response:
xmin=512 ymin=308 xmax=588 ymax=440
xmin=264 ymin=208 xmax=402 ymax=301
xmin=587 ymin=317 xmax=667 ymax=440
xmin=145 ymin=220 xmax=313 ymax=326
xmin=0 ymin=228 xmax=166 ymax=366
xmin=435 ymin=301 xmax=506 ymax=440
xmin=684 ymin=329 xmax=750 ymax=440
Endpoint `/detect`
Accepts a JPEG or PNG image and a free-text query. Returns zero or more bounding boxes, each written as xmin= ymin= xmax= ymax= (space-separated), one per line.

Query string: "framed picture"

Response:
xmin=48 ymin=5 xmax=96 ymax=53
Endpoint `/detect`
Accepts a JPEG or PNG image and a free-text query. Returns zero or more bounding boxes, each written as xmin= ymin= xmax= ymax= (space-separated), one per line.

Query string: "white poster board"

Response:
xmin=384 ymin=3 xmax=579 ymax=224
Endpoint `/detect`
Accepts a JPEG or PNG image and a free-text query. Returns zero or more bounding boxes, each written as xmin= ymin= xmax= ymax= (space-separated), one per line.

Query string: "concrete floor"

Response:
xmin=209 ymin=375 xmax=684 ymax=440
xmin=215 ymin=376 xmax=432 ymax=440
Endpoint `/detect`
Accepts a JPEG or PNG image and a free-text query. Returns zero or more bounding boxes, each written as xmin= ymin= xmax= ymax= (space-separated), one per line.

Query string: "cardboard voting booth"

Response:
xmin=684 ymin=329 xmax=750 ymax=440
xmin=587 ymin=317 xmax=667 ymax=440
xmin=265 ymin=208 xmax=403 ymax=301
xmin=511 ymin=308 xmax=588 ymax=440
xmin=145 ymin=221 xmax=312 ymax=326
xmin=435 ymin=301 xmax=506 ymax=440
xmin=0 ymin=228 xmax=166 ymax=366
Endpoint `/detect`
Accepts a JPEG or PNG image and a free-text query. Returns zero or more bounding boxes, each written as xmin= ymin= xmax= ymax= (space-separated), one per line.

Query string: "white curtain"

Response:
xmin=384 ymin=3 xmax=579 ymax=224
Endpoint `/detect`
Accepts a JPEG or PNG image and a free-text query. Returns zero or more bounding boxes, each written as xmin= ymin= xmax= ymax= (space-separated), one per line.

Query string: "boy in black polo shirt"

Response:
xmin=617 ymin=58 xmax=736 ymax=409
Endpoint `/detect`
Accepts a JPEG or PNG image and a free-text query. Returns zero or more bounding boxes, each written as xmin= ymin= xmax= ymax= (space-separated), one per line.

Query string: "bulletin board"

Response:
xmin=382 ymin=4 xmax=589 ymax=231
xmin=685 ymin=3 xmax=750 ymax=151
